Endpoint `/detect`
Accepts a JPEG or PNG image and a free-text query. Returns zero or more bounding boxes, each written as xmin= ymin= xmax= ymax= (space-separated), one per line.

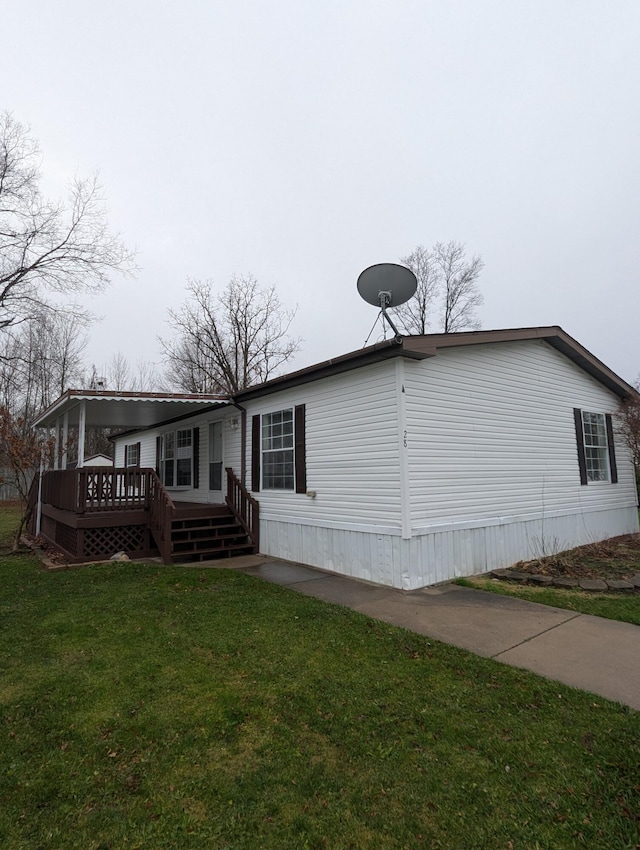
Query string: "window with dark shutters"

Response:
xmin=252 ymin=406 xmax=307 ymax=493
xmin=574 ymin=408 xmax=617 ymax=484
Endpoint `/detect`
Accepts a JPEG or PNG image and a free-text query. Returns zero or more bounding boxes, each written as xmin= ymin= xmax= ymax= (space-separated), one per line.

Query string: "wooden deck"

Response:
xmin=33 ymin=469 xmax=259 ymax=564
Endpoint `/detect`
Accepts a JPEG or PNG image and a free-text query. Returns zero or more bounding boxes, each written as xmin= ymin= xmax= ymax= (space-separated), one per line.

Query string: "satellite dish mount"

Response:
xmin=357 ymin=263 xmax=417 ymax=344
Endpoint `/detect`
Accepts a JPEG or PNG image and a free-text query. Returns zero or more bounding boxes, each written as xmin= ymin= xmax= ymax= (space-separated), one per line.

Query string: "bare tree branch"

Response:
xmin=393 ymin=241 xmax=484 ymax=334
xmin=394 ymin=245 xmax=439 ymax=334
xmin=617 ymin=379 xmax=640 ymax=488
xmin=436 ymin=241 xmax=484 ymax=333
xmin=0 ymin=112 xmax=136 ymax=330
xmin=160 ymin=275 xmax=301 ymax=394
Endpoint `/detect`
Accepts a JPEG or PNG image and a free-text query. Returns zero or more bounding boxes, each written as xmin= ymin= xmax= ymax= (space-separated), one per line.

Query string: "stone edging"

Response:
xmin=491 ymin=569 xmax=640 ymax=593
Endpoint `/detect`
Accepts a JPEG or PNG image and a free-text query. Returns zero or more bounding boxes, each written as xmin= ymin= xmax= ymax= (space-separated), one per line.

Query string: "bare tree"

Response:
xmin=161 ymin=275 xmax=301 ymax=394
xmin=0 ymin=112 xmax=136 ymax=330
xmin=0 ymin=308 xmax=88 ymax=425
xmin=0 ymin=406 xmax=54 ymax=550
xmin=394 ymin=241 xmax=484 ymax=334
xmin=437 ymin=241 xmax=484 ymax=333
xmin=394 ymin=245 xmax=439 ymax=334
xmin=87 ymin=352 xmax=164 ymax=392
xmin=104 ymin=351 xmax=132 ymax=392
xmin=617 ymin=380 xmax=640 ymax=487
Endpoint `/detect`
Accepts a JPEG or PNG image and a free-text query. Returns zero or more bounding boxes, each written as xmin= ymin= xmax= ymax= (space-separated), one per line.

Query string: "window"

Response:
xmin=262 ymin=409 xmax=294 ymax=490
xmin=176 ymin=429 xmax=193 ymax=486
xmin=124 ymin=442 xmax=140 ymax=467
xmin=159 ymin=428 xmax=193 ymax=488
xmin=573 ymin=408 xmax=618 ymax=485
xmin=252 ymin=405 xmax=306 ymax=493
xmin=582 ymin=412 xmax=609 ymax=482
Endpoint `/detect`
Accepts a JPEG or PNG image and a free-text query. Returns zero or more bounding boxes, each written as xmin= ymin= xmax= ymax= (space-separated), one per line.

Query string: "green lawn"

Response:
xmin=456 ymin=533 xmax=640 ymax=626
xmin=2 ymin=505 xmax=639 ymax=849
xmin=457 ymin=577 xmax=640 ymax=626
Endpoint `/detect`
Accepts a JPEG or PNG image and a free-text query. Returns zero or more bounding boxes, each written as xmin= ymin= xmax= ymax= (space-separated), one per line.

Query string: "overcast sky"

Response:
xmin=4 ymin=0 xmax=640 ymax=384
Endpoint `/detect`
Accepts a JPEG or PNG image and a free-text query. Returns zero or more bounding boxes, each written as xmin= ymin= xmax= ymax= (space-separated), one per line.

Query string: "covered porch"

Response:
xmin=30 ymin=391 xmax=259 ymax=564
xmin=32 ymin=389 xmax=227 ymax=470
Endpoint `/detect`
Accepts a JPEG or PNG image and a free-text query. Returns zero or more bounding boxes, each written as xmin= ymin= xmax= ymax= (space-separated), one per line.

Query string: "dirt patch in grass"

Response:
xmin=511 ymin=533 xmax=640 ymax=581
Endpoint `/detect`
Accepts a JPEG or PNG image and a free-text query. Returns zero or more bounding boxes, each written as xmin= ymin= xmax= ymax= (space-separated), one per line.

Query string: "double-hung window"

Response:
xmin=124 ymin=442 xmax=140 ymax=467
xmin=251 ymin=405 xmax=306 ymax=493
xmin=159 ymin=428 xmax=193 ymax=488
xmin=582 ymin=412 xmax=609 ymax=482
xmin=573 ymin=409 xmax=618 ymax=485
xmin=262 ymin=409 xmax=294 ymax=490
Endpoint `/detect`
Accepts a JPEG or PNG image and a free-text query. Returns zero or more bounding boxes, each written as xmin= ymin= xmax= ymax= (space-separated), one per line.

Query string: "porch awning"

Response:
xmin=32 ymin=390 xmax=231 ymax=431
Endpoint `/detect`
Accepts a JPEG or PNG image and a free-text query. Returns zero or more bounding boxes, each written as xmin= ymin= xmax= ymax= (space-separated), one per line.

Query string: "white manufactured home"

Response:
xmin=33 ymin=327 xmax=639 ymax=588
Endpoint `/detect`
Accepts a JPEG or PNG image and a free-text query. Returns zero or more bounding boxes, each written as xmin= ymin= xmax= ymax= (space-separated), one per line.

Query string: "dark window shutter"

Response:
xmin=605 ymin=414 xmax=618 ymax=483
xmin=295 ymin=404 xmax=306 ymax=494
xmin=124 ymin=445 xmax=129 ymax=468
xmin=136 ymin=442 xmax=141 ymax=468
xmin=156 ymin=436 xmax=162 ymax=476
xmin=251 ymin=415 xmax=261 ymax=492
xmin=573 ymin=408 xmax=588 ymax=485
xmin=193 ymin=427 xmax=200 ymax=488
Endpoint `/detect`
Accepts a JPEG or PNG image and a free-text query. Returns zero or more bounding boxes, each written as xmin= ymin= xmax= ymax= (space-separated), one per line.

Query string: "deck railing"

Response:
xmin=148 ymin=471 xmax=175 ymax=564
xmin=41 ymin=468 xmax=154 ymax=513
xmin=225 ymin=467 xmax=260 ymax=553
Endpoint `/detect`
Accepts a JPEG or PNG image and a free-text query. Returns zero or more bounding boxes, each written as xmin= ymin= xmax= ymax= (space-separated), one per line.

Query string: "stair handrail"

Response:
xmin=25 ymin=472 xmax=40 ymax=536
xmin=225 ymin=467 xmax=260 ymax=554
xmin=148 ymin=470 xmax=175 ymax=564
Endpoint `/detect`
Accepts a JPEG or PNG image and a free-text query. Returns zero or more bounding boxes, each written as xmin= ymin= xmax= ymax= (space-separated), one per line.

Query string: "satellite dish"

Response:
xmin=357 ymin=263 xmax=417 ymax=308
xmin=357 ymin=263 xmax=417 ymax=343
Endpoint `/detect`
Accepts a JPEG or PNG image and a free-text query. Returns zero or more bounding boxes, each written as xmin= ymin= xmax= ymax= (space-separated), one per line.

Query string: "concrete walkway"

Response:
xmin=197 ymin=555 xmax=640 ymax=711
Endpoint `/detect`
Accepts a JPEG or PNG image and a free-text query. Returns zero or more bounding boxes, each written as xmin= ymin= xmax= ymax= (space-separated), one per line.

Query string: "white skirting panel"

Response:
xmin=260 ymin=506 xmax=640 ymax=590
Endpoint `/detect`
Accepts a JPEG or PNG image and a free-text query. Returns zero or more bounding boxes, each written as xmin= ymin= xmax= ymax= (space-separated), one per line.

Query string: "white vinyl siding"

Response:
xmin=246 ymin=360 xmax=403 ymax=529
xmin=403 ymin=340 xmax=636 ymax=529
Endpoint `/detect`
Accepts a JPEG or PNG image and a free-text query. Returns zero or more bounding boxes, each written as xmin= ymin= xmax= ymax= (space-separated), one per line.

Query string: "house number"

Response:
xmin=403 ymin=430 xmax=407 ymax=448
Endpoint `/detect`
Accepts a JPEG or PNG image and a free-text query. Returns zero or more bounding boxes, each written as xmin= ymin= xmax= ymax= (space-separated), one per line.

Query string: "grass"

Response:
xmin=2 ymin=505 xmax=640 ymax=849
xmin=457 ymin=534 xmax=640 ymax=626
xmin=457 ymin=576 xmax=640 ymax=625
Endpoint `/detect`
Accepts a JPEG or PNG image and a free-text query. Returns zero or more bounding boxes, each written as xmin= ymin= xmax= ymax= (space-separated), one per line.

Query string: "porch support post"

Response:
xmin=77 ymin=401 xmax=87 ymax=468
xmin=61 ymin=411 xmax=69 ymax=470
xmin=53 ymin=417 xmax=61 ymax=470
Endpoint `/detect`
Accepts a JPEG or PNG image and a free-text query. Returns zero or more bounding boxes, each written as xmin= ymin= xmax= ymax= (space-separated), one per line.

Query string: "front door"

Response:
xmin=208 ymin=421 xmax=223 ymax=495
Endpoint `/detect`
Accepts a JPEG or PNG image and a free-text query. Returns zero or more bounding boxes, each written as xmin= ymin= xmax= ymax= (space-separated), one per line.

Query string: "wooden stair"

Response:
xmin=170 ymin=504 xmax=254 ymax=563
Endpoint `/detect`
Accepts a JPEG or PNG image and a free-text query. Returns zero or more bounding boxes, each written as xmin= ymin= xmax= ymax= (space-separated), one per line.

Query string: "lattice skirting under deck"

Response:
xmin=42 ymin=518 xmax=158 ymax=563
xmin=83 ymin=525 xmax=147 ymax=558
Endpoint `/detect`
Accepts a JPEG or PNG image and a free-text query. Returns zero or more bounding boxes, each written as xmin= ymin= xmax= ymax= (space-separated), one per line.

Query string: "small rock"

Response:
xmin=503 ymin=571 xmax=530 ymax=584
xmin=579 ymin=579 xmax=608 ymax=592
xmin=528 ymin=574 xmax=553 ymax=586
xmin=606 ymin=579 xmax=634 ymax=593
xmin=552 ymin=577 xmax=579 ymax=589
xmin=109 ymin=551 xmax=130 ymax=562
xmin=491 ymin=569 xmax=512 ymax=580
